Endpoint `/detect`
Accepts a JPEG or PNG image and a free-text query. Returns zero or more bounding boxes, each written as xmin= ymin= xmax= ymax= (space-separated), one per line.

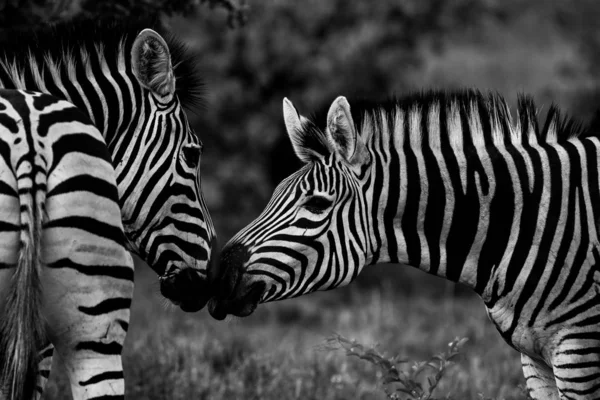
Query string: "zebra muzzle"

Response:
xmin=208 ymin=280 xmax=266 ymax=320
xmin=159 ymin=268 xmax=211 ymax=312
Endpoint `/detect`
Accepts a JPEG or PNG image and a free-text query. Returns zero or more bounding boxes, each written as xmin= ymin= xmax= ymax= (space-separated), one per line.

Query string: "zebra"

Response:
xmin=0 ymin=19 xmax=216 ymax=398
xmin=0 ymin=88 xmax=133 ymax=400
xmin=209 ymin=90 xmax=600 ymax=399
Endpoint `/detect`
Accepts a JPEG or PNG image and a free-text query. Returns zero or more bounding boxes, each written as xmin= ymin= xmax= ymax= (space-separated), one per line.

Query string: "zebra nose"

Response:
xmin=212 ymin=242 xmax=250 ymax=300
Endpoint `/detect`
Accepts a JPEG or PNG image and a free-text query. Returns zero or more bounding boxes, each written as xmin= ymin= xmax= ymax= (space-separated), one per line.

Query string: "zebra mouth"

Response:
xmin=208 ymin=281 xmax=266 ymax=320
xmin=159 ymin=268 xmax=211 ymax=312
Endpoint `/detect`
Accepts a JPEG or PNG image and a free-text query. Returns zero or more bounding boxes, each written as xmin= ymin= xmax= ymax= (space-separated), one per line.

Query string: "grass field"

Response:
xmin=43 ymin=262 xmax=528 ymax=400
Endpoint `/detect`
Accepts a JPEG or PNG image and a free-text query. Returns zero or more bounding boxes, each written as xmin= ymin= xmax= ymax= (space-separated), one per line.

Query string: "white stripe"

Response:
xmin=460 ymin=111 xmax=495 ymax=287
xmin=447 ymin=102 xmax=468 ymax=194
xmin=428 ymin=103 xmax=453 ymax=278
xmin=409 ymin=107 xmax=430 ymax=268
xmin=393 ymin=108 xmax=408 ymax=264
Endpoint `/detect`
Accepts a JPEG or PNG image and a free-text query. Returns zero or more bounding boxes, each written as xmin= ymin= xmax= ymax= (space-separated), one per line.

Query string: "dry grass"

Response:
xmin=43 ymin=266 xmax=528 ymax=400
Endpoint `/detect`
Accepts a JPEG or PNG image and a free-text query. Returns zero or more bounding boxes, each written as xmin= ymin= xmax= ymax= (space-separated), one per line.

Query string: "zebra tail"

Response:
xmin=0 ymin=186 xmax=46 ymax=400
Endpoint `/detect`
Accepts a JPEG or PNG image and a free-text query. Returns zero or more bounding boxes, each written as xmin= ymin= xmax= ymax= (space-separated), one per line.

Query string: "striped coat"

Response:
xmin=210 ymin=91 xmax=600 ymax=399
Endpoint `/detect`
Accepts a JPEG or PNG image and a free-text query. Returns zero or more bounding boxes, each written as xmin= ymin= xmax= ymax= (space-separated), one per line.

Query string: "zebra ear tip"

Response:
xmin=283 ymin=98 xmax=301 ymax=128
xmin=131 ymin=29 xmax=175 ymax=97
xmin=282 ymin=97 xmax=297 ymax=116
xmin=332 ymin=96 xmax=350 ymax=109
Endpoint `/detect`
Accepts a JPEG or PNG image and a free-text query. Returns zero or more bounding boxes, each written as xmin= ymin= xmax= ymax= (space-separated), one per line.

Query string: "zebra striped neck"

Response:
xmin=0 ymin=19 xmax=203 ymax=152
xmin=358 ymin=91 xmax=600 ymax=298
xmin=0 ymin=40 xmax=136 ymax=148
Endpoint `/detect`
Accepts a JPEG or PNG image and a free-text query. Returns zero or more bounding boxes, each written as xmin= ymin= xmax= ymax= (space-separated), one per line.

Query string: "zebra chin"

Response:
xmin=207 ymin=281 xmax=267 ymax=320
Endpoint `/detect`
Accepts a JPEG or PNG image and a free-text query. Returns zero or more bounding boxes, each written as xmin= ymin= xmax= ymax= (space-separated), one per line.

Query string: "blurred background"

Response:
xmin=2 ymin=1 xmax=600 ymax=398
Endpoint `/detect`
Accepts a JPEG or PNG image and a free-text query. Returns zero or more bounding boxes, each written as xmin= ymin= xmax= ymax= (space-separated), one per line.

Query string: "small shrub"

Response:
xmin=327 ymin=334 xmax=474 ymax=400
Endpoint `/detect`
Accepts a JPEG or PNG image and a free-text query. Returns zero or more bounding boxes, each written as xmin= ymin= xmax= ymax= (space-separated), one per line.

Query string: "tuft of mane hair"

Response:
xmin=301 ymin=90 xmax=588 ymax=153
xmin=0 ymin=17 xmax=205 ymax=112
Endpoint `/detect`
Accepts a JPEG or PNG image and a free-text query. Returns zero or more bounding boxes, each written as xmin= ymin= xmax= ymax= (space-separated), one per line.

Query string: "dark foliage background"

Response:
xmin=2 ymin=1 xmax=600 ymax=398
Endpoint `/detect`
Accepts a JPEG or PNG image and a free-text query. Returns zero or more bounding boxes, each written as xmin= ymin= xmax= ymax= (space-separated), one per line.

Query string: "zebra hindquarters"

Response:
xmin=41 ymin=125 xmax=134 ymax=400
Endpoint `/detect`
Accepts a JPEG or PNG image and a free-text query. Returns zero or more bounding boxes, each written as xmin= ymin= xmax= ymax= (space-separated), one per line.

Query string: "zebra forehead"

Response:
xmin=0 ymin=18 xmax=204 ymax=114
xmin=299 ymin=90 xmax=590 ymax=149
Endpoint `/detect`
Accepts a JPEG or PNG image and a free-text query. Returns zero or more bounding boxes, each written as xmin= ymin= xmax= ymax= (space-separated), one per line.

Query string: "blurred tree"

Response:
xmin=551 ymin=0 xmax=600 ymax=121
xmin=0 ymin=0 xmax=247 ymax=39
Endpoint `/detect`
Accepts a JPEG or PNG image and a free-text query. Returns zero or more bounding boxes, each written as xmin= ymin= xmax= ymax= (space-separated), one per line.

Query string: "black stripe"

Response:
xmin=78 ymin=298 xmax=131 ymax=316
xmin=0 ymin=113 xmax=18 ymax=133
xmin=44 ymin=216 xmax=125 ymax=246
xmin=558 ymin=346 xmax=600 ymax=356
xmin=445 ymin=105 xmax=481 ymax=281
xmin=495 ymin=136 xmax=544 ymax=306
xmin=383 ymin=112 xmax=400 ymax=264
xmin=550 ymin=185 xmax=589 ymax=311
xmin=422 ymin=101 xmax=444 ymax=275
xmin=401 ymin=109 xmax=422 ymax=267
xmin=50 ymin=133 xmax=112 ymax=174
xmin=48 ymin=175 xmax=119 ymax=203
xmin=544 ymin=297 xmax=598 ymax=328
xmin=76 ymin=341 xmax=122 ymax=355
xmin=474 ymin=104 xmax=514 ymax=294
xmin=79 ymin=370 xmax=124 ymax=386
xmin=46 ymin=258 xmax=133 ymax=281
xmin=508 ymin=143 xmax=562 ymax=335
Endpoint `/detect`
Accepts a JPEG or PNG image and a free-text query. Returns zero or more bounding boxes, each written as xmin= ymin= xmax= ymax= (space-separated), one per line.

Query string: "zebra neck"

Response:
xmin=0 ymin=45 xmax=141 ymax=152
xmin=364 ymin=104 xmax=600 ymax=298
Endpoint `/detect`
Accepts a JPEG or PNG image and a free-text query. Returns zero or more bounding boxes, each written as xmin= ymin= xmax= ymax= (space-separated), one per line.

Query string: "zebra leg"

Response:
xmin=34 ymin=343 xmax=54 ymax=400
xmin=552 ymin=332 xmax=600 ymax=399
xmin=521 ymin=354 xmax=559 ymax=400
xmin=42 ymin=220 xmax=134 ymax=399
xmin=43 ymin=253 xmax=133 ymax=400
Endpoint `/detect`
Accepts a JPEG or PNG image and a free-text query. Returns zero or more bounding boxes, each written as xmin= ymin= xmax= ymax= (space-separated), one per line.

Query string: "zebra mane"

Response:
xmin=0 ymin=18 xmax=204 ymax=112
xmin=301 ymin=90 xmax=588 ymax=159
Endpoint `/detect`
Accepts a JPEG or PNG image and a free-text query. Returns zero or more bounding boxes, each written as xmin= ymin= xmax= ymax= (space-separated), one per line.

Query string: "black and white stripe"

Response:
xmin=0 ymin=20 xmax=215 ymax=399
xmin=0 ymin=88 xmax=133 ymax=400
xmin=211 ymin=91 xmax=600 ymax=399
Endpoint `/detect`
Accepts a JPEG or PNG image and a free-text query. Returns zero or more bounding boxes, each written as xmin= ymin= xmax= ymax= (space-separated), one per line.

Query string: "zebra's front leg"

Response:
xmin=521 ymin=354 xmax=559 ymax=400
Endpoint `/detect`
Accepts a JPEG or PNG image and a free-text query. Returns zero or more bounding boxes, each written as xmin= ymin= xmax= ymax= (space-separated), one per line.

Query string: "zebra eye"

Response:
xmin=303 ymin=196 xmax=333 ymax=214
xmin=182 ymin=145 xmax=201 ymax=168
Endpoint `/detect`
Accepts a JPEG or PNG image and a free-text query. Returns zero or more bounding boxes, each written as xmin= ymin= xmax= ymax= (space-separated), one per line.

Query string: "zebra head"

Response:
xmin=122 ymin=29 xmax=216 ymax=312
xmin=209 ymin=96 xmax=372 ymax=319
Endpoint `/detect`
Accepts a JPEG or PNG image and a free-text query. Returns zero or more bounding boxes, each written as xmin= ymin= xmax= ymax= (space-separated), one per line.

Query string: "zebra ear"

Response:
xmin=131 ymin=29 xmax=176 ymax=97
xmin=283 ymin=97 xmax=322 ymax=163
xmin=326 ymin=96 xmax=367 ymax=165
